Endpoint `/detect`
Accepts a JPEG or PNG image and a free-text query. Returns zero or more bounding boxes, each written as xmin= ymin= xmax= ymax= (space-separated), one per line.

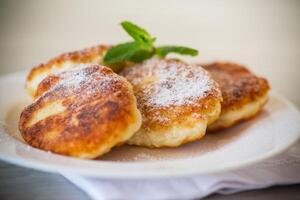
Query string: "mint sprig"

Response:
xmin=156 ymin=46 xmax=198 ymax=58
xmin=102 ymin=42 xmax=141 ymax=64
xmin=103 ymin=21 xmax=198 ymax=65
xmin=121 ymin=21 xmax=155 ymax=46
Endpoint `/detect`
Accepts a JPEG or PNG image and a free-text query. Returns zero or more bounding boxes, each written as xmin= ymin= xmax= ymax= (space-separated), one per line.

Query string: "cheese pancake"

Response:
xmin=121 ymin=58 xmax=222 ymax=148
xmin=19 ymin=64 xmax=142 ymax=158
xmin=202 ymin=62 xmax=270 ymax=131
xmin=25 ymin=45 xmax=116 ymax=97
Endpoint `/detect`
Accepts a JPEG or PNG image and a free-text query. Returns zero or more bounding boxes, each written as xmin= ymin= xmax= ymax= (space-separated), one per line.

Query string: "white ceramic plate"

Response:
xmin=0 ymin=71 xmax=299 ymax=179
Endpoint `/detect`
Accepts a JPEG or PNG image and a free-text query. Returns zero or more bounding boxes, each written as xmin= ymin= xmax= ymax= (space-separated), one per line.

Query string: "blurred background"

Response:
xmin=0 ymin=0 xmax=299 ymax=107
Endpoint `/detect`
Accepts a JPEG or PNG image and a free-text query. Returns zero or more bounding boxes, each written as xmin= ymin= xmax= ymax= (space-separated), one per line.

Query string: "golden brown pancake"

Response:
xmin=121 ymin=58 xmax=222 ymax=147
xmin=201 ymin=62 xmax=270 ymax=131
xmin=25 ymin=45 xmax=124 ymax=98
xmin=19 ymin=64 xmax=142 ymax=158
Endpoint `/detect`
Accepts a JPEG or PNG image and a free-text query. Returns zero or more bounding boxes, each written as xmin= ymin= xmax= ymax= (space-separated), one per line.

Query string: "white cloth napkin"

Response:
xmin=63 ymin=140 xmax=300 ymax=200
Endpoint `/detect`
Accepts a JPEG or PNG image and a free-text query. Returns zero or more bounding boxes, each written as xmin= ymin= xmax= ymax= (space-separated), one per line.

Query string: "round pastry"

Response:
xmin=25 ymin=45 xmax=113 ymax=98
xmin=202 ymin=62 xmax=270 ymax=131
xmin=120 ymin=58 xmax=222 ymax=148
xmin=19 ymin=64 xmax=142 ymax=158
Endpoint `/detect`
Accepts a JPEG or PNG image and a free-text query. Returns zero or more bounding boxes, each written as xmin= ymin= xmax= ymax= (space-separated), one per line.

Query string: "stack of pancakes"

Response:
xmin=19 ymin=45 xmax=270 ymax=158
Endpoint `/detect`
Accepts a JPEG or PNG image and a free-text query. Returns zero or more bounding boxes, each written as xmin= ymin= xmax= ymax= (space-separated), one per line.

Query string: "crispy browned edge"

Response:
xmin=25 ymin=44 xmax=136 ymax=97
xmin=19 ymin=65 xmax=139 ymax=158
xmin=202 ymin=62 xmax=270 ymax=114
xmin=27 ymin=45 xmax=111 ymax=83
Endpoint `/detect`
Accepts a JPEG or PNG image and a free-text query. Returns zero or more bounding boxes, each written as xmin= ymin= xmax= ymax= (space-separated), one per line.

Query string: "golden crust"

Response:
xmin=25 ymin=45 xmax=112 ymax=97
xmin=207 ymin=93 xmax=269 ymax=131
xmin=27 ymin=45 xmax=110 ymax=82
xmin=201 ymin=62 xmax=270 ymax=131
xmin=19 ymin=64 xmax=142 ymax=158
xmin=121 ymin=58 xmax=222 ymax=147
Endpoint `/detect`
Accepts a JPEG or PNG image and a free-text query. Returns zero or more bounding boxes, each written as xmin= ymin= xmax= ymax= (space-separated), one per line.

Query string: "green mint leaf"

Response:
xmin=129 ymin=48 xmax=155 ymax=63
xmin=103 ymin=21 xmax=199 ymax=69
xmin=103 ymin=42 xmax=142 ymax=64
xmin=121 ymin=21 xmax=155 ymax=45
xmin=155 ymin=46 xmax=198 ymax=58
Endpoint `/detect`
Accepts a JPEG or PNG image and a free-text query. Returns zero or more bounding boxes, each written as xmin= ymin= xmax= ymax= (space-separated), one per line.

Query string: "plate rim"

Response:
xmin=0 ymin=72 xmax=299 ymax=179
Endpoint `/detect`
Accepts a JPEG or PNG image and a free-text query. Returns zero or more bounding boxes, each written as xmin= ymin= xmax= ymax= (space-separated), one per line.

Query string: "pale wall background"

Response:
xmin=0 ymin=0 xmax=300 ymax=107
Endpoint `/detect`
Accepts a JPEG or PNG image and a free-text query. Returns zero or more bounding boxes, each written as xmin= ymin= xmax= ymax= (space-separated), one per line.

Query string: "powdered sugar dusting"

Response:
xmin=40 ymin=64 xmax=122 ymax=100
xmin=123 ymin=58 xmax=217 ymax=108
xmin=132 ymin=152 xmax=164 ymax=161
